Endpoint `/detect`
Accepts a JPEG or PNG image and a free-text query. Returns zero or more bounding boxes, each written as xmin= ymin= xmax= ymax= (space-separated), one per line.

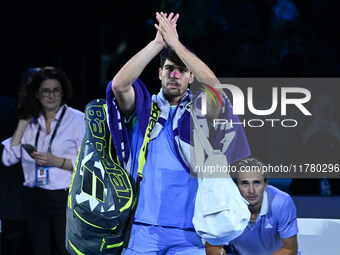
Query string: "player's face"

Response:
xmin=236 ymin=171 xmax=268 ymax=210
xmin=159 ymin=59 xmax=194 ymax=105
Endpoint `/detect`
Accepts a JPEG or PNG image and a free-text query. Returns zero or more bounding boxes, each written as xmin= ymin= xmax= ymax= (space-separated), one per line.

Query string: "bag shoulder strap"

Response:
xmin=191 ymin=108 xmax=215 ymax=157
xmin=137 ymin=101 xmax=161 ymax=180
xmin=123 ymin=101 xmax=160 ymax=248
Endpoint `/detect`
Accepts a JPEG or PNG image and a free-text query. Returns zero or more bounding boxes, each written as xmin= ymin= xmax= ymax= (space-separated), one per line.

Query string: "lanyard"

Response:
xmin=34 ymin=105 xmax=67 ymax=153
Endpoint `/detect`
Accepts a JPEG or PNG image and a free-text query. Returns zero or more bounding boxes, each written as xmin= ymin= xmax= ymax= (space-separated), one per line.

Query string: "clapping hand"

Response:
xmin=154 ymin=12 xmax=179 ymax=49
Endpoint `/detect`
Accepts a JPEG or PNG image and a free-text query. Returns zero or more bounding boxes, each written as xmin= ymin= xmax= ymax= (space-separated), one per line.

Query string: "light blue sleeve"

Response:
xmin=278 ymin=196 xmax=299 ymax=239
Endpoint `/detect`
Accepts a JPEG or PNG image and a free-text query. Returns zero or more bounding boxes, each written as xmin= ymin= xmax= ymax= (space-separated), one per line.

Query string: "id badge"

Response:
xmin=35 ymin=166 xmax=49 ymax=186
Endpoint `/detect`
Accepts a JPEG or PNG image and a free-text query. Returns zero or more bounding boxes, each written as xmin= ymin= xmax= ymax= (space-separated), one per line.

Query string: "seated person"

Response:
xmin=207 ymin=158 xmax=298 ymax=255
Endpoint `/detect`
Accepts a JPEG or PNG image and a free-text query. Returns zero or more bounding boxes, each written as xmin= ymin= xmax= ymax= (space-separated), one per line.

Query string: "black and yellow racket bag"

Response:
xmin=66 ymin=99 xmax=134 ymax=255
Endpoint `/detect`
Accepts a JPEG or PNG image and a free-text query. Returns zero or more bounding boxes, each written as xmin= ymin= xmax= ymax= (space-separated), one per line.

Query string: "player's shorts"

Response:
xmin=122 ymin=223 xmax=205 ymax=254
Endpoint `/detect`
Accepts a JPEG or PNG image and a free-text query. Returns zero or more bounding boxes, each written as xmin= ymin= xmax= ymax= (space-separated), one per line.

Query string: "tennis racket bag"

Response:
xmin=66 ymin=99 xmax=134 ymax=255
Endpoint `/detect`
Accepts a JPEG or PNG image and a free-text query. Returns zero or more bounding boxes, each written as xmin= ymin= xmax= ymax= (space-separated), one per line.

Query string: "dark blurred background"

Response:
xmin=1 ymin=0 xmax=340 ymax=184
xmin=0 ymin=2 xmax=340 ymax=253
xmin=1 ymin=0 xmax=339 ymax=109
xmin=1 ymin=0 xmax=340 ymax=191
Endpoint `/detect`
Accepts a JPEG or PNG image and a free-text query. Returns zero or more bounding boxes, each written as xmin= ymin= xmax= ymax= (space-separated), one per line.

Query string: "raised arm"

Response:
xmin=112 ymin=13 xmax=179 ymax=118
xmin=155 ymin=12 xmax=222 ymax=119
xmin=10 ymin=119 xmax=30 ymax=147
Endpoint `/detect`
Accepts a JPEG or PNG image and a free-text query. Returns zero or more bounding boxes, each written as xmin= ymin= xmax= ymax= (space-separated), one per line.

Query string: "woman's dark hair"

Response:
xmin=17 ymin=66 xmax=73 ymax=119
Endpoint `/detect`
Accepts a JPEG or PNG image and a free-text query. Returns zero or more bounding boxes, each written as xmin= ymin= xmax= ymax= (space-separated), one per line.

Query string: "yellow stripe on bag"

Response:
xmin=103 ymin=103 xmax=120 ymax=165
xmin=68 ymin=144 xmax=83 ymax=209
xmin=69 ymin=241 xmax=85 ymax=255
xmin=107 ymin=241 xmax=124 ymax=248
xmin=119 ymin=192 xmax=133 ymax=212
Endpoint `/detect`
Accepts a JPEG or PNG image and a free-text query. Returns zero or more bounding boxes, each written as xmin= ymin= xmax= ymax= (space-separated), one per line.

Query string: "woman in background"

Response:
xmin=2 ymin=66 xmax=85 ymax=255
